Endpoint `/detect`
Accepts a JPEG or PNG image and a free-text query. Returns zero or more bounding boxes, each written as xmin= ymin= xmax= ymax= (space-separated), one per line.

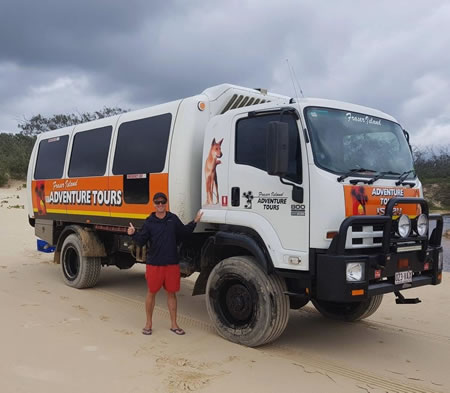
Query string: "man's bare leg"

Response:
xmin=167 ymin=291 xmax=180 ymax=330
xmin=145 ymin=291 xmax=156 ymax=330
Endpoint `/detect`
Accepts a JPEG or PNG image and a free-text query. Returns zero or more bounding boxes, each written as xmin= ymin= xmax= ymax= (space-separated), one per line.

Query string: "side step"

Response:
xmin=394 ymin=291 xmax=421 ymax=304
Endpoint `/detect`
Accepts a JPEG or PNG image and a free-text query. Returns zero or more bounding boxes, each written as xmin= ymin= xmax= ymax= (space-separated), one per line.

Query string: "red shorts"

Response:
xmin=145 ymin=264 xmax=180 ymax=293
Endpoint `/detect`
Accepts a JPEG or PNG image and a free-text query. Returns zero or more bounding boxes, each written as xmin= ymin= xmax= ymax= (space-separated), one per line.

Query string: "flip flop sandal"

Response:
xmin=170 ymin=328 xmax=185 ymax=335
xmin=142 ymin=328 xmax=152 ymax=335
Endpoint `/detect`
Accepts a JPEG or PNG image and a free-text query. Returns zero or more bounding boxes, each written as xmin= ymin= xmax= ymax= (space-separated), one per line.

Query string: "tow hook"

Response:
xmin=394 ymin=291 xmax=421 ymax=304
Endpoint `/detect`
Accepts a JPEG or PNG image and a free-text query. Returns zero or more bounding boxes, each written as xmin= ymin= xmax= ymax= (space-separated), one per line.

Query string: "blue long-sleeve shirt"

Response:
xmin=132 ymin=211 xmax=196 ymax=266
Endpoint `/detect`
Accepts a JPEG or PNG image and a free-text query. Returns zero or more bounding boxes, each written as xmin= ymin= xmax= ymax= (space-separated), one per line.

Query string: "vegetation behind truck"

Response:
xmin=27 ymin=84 xmax=444 ymax=347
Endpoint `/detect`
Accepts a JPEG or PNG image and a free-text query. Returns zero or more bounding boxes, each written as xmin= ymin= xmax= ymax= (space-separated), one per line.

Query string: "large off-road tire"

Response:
xmin=205 ymin=256 xmax=290 ymax=347
xmin=61 ymin=234 xmax=101 ymax=289
xmin=311 ymin=295 xmax=383 ymax=322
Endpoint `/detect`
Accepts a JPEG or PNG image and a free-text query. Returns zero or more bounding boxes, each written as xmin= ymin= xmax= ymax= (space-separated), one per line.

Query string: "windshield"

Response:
xmin=304 ymin=107 xmax=415 ymax=179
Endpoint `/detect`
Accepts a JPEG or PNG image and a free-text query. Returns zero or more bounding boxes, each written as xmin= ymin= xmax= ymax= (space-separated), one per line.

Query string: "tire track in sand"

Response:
xmin=93 ymin=287 xmax=444 ymax=393
xmin=296 ymin=306 xmax=450 ymax=345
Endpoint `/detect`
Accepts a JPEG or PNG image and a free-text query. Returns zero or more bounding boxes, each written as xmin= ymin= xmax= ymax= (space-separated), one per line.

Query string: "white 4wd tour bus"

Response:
xmin=27 ymin=84 xmax=444 ymax=347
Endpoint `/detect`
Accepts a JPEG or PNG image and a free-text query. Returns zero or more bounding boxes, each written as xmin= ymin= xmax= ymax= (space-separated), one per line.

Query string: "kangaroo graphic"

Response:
xmin=351 ymin=185 xmax=368 ymax=215
xmin=205 ymin=138 xmax=223 ymax=205
xmin=35 ymin=181 xmax=47 ymax=215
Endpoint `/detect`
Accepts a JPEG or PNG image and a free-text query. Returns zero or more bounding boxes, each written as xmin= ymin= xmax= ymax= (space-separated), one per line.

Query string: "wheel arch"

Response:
xmin=215 ymin=231 xmax=273 ymax=271
xmin=54 ymin=225 xmax=106 ymax=264
xmin=192 ymin=229 xmax=274 ymax=295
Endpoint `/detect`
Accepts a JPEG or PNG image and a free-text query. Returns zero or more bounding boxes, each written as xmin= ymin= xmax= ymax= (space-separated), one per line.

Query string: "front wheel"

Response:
xmin=205 ymin=256 xmax=290 ymax=347
xmin=312 ymin=295 xmax=383 ymax=321
xmin=61 ymin=234 xmax=101 ymax=289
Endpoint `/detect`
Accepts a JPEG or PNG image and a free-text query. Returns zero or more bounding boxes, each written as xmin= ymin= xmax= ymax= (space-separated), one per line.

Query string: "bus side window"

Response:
xmin=34 ymin=135 xmax=69 ymax=180
xmin=113 ymin=113 xmax=172 ymax=204
xmin=68 ymin=126 xmax=112 ymax=178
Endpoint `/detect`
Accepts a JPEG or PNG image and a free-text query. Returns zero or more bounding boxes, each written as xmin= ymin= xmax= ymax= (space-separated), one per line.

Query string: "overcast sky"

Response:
xmin=1 ymin=0 xmax=449 ymax=149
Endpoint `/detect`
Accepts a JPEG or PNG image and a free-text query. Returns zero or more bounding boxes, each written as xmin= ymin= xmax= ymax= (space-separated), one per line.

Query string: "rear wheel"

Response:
xmin=206 ymin=256 xmax=289 ymax=347
xmin=61 ymin=234 xmax=101 ymax=288
xmin=312 ymin=295 xmax=383 ymax=321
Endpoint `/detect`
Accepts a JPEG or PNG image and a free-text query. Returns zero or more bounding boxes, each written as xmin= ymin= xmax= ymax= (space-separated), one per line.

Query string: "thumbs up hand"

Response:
xmin=194 ymin=210 xmax=204 ymax=223
xmin=127 ymin=222 xmax=135 ymax=236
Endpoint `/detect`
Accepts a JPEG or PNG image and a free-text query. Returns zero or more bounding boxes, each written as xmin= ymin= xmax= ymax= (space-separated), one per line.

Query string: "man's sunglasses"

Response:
xmin=154 ymin=200 xmax=166 ymax=205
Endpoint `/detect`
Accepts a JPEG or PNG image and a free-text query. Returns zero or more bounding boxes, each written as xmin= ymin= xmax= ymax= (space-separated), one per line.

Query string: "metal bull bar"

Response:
xmin=317 ymin=197 xmax=443 ymax=303
xmin=329 ymin=197 xmax=443 ymax=255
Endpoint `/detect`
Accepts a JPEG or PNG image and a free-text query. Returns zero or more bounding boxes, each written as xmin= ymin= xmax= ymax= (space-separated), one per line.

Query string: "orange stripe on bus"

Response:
xmin=32 ymin=173 xmax=169 ymax=219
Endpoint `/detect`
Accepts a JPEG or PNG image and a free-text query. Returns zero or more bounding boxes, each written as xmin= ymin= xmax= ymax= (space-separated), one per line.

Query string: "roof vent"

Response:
xmin=220 ymin=94 xmax=271 ymax=114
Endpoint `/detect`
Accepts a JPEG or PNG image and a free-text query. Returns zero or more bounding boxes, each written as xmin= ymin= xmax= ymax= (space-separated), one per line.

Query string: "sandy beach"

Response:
xmin=0 ymin=181 xmax=449 ymax=393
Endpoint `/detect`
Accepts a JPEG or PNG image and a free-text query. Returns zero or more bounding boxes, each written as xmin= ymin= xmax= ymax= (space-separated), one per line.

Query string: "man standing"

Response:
xmin=127 ymin=192 xmax=203 ymax=335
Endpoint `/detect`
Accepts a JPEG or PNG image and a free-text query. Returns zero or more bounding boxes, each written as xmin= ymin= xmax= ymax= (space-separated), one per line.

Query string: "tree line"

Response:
xmin=0 ymin=107 xmax=126 ymax=186
xmin=0 ymin=133 xmax=35 ymax=186
xmin=0 ymin=109 xmax=448 ymax=210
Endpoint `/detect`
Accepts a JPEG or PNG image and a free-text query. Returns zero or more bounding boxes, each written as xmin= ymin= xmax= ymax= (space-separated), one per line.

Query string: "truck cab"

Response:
xmin=197 ymin=95 xmax=443 ymax=346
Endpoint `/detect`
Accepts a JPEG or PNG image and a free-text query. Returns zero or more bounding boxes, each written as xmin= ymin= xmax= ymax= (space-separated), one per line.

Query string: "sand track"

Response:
xmin=1 ymin=181 xmax=449 ymax=393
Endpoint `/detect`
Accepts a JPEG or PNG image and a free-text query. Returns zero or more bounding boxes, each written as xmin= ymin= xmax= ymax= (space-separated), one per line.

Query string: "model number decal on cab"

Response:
xmin=291 ymin=204 xmax=306 ymax=216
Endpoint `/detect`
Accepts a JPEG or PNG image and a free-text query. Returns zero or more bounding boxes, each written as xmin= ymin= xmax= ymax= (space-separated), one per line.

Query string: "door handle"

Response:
xmin=231 ymin=187 xmax=240 ymax=207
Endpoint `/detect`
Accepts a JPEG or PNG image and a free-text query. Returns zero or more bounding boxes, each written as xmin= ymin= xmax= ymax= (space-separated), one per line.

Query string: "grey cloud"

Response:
xmin=0 ymin=0 xmax=170 ymax=68
xmin=0 ymin=0 xmax=449 ymax=147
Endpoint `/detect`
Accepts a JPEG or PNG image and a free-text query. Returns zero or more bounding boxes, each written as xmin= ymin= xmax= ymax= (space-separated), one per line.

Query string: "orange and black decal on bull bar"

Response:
xmin=344 ymin=185 xmax=420 ymax=217
xmin=32 ymin=173 xmax=168 ymax=219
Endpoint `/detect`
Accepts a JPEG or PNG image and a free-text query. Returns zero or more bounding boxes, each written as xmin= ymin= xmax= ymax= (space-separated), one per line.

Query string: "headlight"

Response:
xmin=438 ymin=250 xmax=444 ymax=270
xmin=397 ymin=215 xmax=411 ymax=238
xmin=346 ymin=262 xmax=365 ymax=282
xmin=415 ymin=214 xmax=428 ymax=236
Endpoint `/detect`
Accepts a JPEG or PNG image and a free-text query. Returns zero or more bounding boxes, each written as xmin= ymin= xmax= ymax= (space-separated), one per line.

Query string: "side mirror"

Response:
xmin=292 ymin=185 xmax=304 ymax=204
xmin=266 ymin=121 xmax=289 ymax=177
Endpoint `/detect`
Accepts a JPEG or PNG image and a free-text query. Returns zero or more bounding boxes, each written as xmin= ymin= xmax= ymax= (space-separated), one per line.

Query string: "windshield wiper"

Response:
xmin=337 ymin=168 xmax=377 ymax=182
xmin=395 ymin=170 xmax=415 ymax=185
xmin=367 ymin=170 xmax=401 ymax=185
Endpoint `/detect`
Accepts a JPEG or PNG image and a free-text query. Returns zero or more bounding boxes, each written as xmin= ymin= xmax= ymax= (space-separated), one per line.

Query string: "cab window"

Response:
xmin=235 ymin=113 xmax=302 ymax=183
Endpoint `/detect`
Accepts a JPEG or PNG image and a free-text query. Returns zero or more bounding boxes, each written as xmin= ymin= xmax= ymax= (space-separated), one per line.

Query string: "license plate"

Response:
xmin=395 ymin=270 xmax=413 ymax=285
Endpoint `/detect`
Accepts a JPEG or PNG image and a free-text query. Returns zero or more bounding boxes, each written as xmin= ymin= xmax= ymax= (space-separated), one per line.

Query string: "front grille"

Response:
xmin=345 ymin=225 xmax=384 ymax=249
xmin=345 ymin=224 xmax=423 ymax=250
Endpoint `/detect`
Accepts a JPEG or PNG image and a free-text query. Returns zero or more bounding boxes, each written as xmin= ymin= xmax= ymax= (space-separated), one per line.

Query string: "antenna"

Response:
xmin=292 ymin=66 xmax=304 ymax=98
xmin=286 ymin=59 xmax=304 ymax=98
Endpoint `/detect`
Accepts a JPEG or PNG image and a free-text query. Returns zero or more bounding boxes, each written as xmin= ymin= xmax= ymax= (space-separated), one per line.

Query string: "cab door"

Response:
xmin=226 ymin=111 xmax=310 ymax=268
